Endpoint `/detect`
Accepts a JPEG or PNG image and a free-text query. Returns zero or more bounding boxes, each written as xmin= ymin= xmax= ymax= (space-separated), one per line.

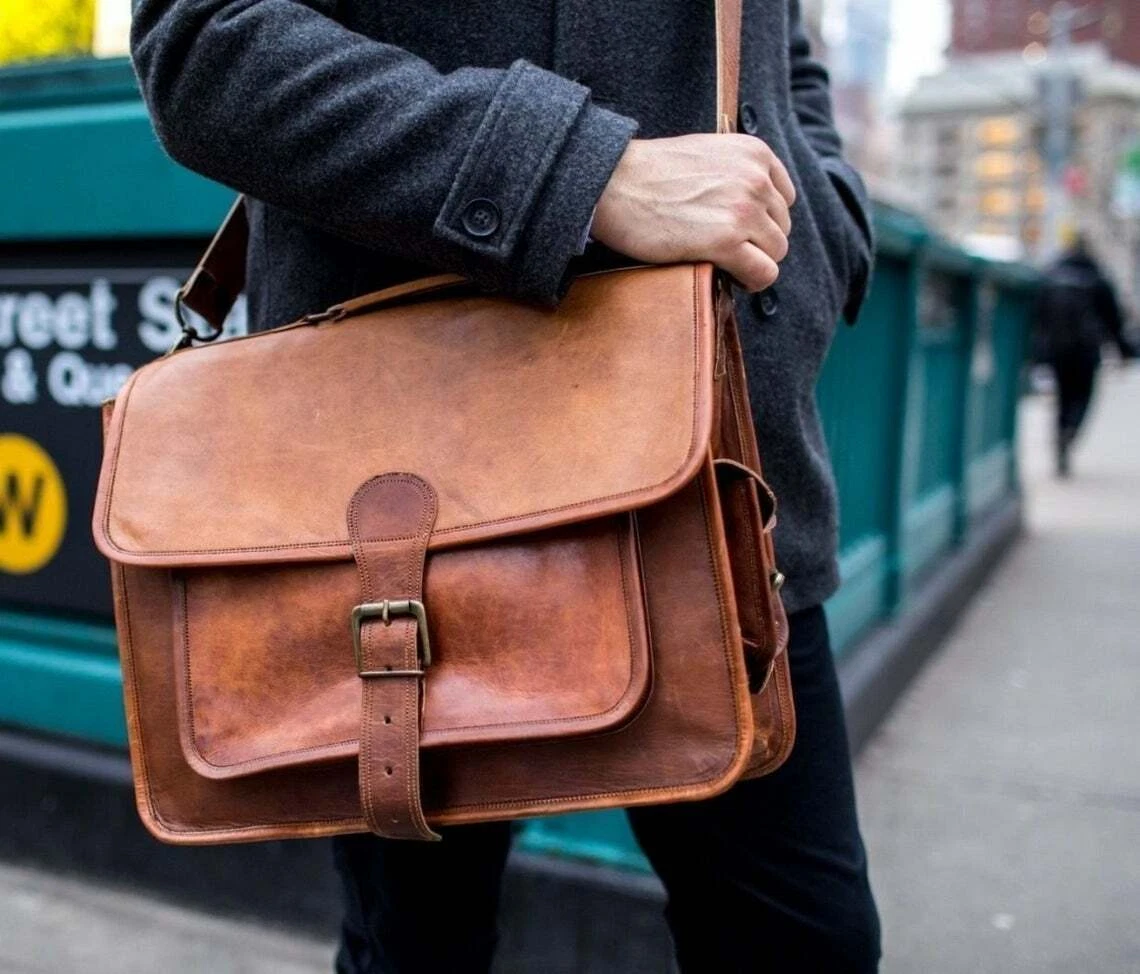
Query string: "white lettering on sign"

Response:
xmin=137 ymin=276 xmax=181 ymax=353
xmin=0 ymin=281 xmax=119 ymax=352
xmin=46 ymin=352 xmax=134 ymax=408
xmin=0 ymin=272 xmax=246 ymax=409
xmin=2 ymin=349 xmax=38 ymax=404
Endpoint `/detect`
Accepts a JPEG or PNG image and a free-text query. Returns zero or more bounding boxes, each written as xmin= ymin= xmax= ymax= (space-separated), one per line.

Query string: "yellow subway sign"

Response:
xmin=0 ymin=434 xmax=67 ymax=575
xmin=0 ymin=0 xmax=95 ymax=66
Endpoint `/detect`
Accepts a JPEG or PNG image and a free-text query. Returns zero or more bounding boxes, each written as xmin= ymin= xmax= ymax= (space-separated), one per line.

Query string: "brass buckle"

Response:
xmin=351 ymin=599 xmax=432 ymax=677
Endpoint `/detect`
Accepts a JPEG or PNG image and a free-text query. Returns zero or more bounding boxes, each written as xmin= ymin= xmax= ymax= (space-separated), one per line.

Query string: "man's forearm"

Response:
xmin=131 ymin=0 xmax=635 ymax=303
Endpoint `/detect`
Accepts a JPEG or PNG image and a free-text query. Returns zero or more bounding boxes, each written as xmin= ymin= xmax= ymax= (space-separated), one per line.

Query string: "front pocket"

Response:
xmin=173 ymin=515 xmax=653 ymax=780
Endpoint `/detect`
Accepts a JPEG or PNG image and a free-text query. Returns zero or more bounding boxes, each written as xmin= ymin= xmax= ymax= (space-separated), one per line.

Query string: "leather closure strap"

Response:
xmin=346 ymin=474 xmax=440 ymax=841
xmin=175 ymin=1 xmax=745 ymax=335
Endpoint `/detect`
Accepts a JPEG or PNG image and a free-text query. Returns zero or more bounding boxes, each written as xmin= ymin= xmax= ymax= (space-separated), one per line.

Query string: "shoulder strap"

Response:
xmin=177 ymin=1 xmax=744 ymax=336
xmin=716 ymin=0 xmax=743 ymax=135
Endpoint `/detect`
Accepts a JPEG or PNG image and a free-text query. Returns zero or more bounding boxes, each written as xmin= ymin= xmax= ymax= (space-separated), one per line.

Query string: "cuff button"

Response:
xmin=461 ymin=199 xmax=501 ymax=238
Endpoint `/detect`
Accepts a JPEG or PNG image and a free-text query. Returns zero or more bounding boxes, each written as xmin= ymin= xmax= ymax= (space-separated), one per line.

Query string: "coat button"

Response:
xmin=755 ymin=288 xmax=779 ymax=318
xmin=740 ymin=102 xmax=759 ymax=135
xmin=461 ymin=199 xmax=501 ymax=238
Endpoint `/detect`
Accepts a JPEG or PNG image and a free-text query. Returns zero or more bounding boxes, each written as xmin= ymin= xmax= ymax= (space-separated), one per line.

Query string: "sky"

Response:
xmin=885 ymin=0 xmax=951 ymax=100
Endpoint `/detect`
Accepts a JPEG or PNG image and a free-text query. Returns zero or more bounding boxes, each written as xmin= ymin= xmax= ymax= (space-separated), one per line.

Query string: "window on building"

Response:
xmin=937 ymin=123 xmax=962 ymax=147
xmin=980 ymin=188 xmax=1019 ymax=217
xmin=0 ymin=0 xmax=129 ymax=67
xmin=976 ymin=152 xmax=1019 ymax=181
xmin=977 ymin=117 xmax=1021 ymax=147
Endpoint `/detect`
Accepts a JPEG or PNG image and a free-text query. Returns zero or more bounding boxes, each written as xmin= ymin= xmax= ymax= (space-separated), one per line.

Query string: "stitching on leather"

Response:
xmin=433 ymin=466 xmax=749 ymax=817
xmin=178 ymin=520 xmax=643 ymax=773
xmin=107 ymin=273 xmax=755 ymax=839
xmin=430 ymin=518 xmax=642 ymax=737
xmin=723 ymin=320 xmax=775 ymax=660
xmin=100 ymin=268 xmax=708 ymax=559
xmin=115 ymin=562 xmax=157 ymax=822
xmin=352 ymin=474 xmax=435 ymax=837
xmin=179 ymin=576 xmax=357 ymax=772
xmin=117 ymin=564 xmax=360 ymax=841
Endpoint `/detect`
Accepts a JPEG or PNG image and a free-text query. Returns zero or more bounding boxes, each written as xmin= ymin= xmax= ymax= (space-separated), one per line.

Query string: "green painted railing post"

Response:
xmin=1002 ymin=284 xmax=1033 ymax=495
xmin=951 ymin=261 xmax=982 ymax=543
xmin=882 ymin=235 xmax=927 ymax=614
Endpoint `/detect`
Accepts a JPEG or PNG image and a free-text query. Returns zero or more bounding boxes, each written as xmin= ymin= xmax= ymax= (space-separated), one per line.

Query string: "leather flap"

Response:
xmin=173 ymin=515 xmax=653 ymax=779
xmin=93 ymin=264 xmax=716 ymax=567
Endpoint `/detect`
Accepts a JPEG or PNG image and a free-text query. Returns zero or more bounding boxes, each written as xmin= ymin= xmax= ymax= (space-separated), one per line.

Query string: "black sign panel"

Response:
xmin=0 ymin=249 xmax=246 ymax=617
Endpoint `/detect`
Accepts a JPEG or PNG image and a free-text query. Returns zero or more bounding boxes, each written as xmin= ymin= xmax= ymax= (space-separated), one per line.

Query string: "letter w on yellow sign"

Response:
xmin=0 ymin=434 xmax=67 ymax=575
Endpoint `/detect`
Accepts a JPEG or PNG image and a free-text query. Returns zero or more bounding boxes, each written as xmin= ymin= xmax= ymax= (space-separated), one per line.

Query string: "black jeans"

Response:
xmin=333 ymin=606 xmax=880 ymax=973
xmin=1052 ymin=354 xmax=1098 ymax=440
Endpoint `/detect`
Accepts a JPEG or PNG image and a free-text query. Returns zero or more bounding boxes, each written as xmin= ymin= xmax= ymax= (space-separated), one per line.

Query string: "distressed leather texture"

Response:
xmin=346 ymin=474 xmax=439 ymax=840
xmin=95 ymin=263 xmax=793 ymax=844
xmin=91 ymin=0 xmax=794 ymax=844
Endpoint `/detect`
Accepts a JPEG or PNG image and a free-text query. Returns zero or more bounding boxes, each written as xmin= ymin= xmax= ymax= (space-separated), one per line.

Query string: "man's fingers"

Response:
xmin=769 ymin=156 xmax=796 ymax=208
xmin=720 ymin=242 xmax=780 ymax=293
xmin=749 ymin=215 xmax=789 ymax=264
xmin=766 ymin=193 xmax=792 ymax=236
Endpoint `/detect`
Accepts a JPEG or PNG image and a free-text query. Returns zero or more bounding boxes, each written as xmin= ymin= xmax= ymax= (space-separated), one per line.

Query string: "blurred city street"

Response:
xmin=861 ymin=363 xmax=1140 ymax=974
xmin=0 ymin=367 xmax=1137 ymax=972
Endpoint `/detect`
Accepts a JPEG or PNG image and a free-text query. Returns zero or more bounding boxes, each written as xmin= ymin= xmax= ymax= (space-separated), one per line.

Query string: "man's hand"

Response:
xmin=591 ymin=134 xmax=796 ymax=293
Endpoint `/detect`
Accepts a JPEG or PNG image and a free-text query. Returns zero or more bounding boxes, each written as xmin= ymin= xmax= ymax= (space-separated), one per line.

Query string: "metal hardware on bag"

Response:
xmin=770 ymin=570 xmax=786 ymax=592
xmin=300 ymin=305 xmax=347 ymax=325
xmin=351 ymin=599 xmax=432 ymax=676
xmin=171 ymin=288 xmax=224 ymax=353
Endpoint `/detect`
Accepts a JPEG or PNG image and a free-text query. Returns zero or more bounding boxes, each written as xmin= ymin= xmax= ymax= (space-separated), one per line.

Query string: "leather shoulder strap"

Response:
xmin=716 ymin=0 xmax=743 ymax=135
xmin=177 ymin=1 xmax=743 ymax=335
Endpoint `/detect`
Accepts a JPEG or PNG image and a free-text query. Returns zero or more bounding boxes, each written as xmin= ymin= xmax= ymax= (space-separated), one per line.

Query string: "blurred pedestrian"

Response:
xmin=129 ymin=0 xmax=881 ymax=971
xmin=1035 ymin=236 xmax=1135 ymax=477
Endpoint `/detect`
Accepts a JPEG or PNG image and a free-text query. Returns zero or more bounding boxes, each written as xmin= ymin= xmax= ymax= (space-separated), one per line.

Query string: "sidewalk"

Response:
xmin=0 ymin=857 xmax=332 ymax=974
xmin=1 ymin=369 xmax=1137 ymax=973
xmin=858 ymin=364 xmax=1140 ymax=973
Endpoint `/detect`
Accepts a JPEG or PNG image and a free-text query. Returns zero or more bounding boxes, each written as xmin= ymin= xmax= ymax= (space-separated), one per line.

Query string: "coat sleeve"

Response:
xmin=129 ymin=0 xmax=637 ymax=304
xmin=787 ymin=0 xmax=874 ymax=324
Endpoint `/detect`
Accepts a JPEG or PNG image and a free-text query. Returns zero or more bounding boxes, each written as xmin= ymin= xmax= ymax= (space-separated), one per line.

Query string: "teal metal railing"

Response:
xmin=0 ymin=57 xmax=1038 ymax=872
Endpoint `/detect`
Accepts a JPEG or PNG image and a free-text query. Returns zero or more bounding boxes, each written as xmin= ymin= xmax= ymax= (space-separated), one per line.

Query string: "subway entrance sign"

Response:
xmin=0 ymin=255 xmax=245 ymax=616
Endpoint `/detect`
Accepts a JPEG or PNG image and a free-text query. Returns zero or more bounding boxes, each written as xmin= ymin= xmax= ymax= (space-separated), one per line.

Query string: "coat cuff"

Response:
xmin=433 ymin=59 xmax=637 ymax=303
xmin=820 ymin=156 xmax=875 ymax=324
xmin=511 ymin=103 xmax=637 ymax=303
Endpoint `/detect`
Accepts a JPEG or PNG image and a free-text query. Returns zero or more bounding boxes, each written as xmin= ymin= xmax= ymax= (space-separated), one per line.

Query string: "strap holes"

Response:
xmin=385 ymin=766 xmax=393 ymax=776
xmin=383 ymin=715 xmax=392 ymax=724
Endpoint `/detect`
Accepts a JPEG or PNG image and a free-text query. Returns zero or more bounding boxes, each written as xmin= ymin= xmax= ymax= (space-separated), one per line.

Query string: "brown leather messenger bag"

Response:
xmin=92 ymin=0 xmax=795 ymax=844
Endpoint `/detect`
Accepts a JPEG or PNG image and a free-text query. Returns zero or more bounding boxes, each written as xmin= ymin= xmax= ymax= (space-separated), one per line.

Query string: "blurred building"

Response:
xmin=952 ymin=0 xmax=1139 ymax=67
xmin=814 ymin=0 xmax=895 ymax=178
xmin=900 ymin=38 xmax=1140 ymax=308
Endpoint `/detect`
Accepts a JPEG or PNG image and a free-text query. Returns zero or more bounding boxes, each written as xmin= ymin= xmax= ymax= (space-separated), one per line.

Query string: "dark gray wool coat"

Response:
xmin=130 ymin=0 xmax=874 ymax=614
